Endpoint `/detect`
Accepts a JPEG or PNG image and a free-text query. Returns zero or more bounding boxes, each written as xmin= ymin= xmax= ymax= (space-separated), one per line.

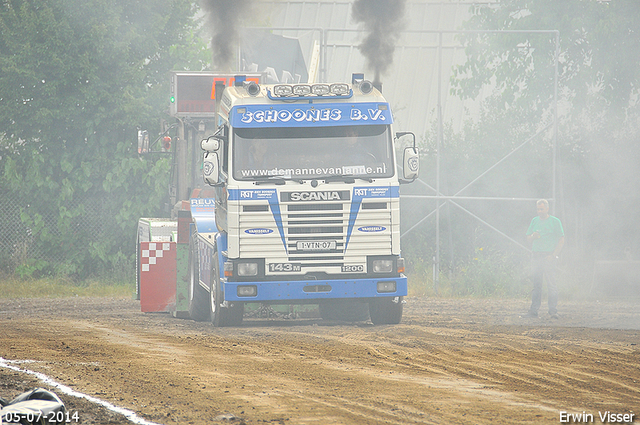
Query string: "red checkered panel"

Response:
xmin=139 ymin=242 xmax=177 ymax=312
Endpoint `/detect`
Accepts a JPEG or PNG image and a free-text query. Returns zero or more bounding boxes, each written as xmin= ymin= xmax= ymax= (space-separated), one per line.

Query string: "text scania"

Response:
xmin=289 ymin=192 xmax=342 ymax=201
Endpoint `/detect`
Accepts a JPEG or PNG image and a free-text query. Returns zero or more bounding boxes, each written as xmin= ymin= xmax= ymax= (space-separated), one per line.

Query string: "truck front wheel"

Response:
xmin=188 ymin=231 xmax=210 ymax=322
xmin=209 ymin=252 xmax=224 ymax=327
xmin=369 ymin=296 xmax=404 ymax=325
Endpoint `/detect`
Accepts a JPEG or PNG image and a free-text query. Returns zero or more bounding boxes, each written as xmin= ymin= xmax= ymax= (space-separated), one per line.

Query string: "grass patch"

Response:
xmin=0 ymin=274 xmax=134 ymax=299
xmin=406 ymin=248 xmax=530 ymax=299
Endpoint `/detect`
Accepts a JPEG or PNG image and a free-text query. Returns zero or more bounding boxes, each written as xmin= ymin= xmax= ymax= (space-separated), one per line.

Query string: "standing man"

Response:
xmin=524 ymin=199 xmax=565 ymax=319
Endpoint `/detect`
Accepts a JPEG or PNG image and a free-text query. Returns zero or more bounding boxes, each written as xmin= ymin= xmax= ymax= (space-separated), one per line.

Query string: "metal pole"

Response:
xmin=435 ymin=31 xmax=443 ymax=294
xmin=175 ymin=119 xmax=187 ymax=207
xmin=321 ymin=28 xmax=326 ymax=83
xmin=552 ymin=31 xmax=559 ymax=213
xmin=400 ymin=123 xmax=553 ymax=239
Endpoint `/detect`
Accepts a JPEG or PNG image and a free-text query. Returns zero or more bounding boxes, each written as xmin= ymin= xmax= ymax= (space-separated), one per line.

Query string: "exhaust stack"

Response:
xmin=214 ymin=80 xmax=225 ymax=117
xmin=352 ymin=73 xmax=381 ymax=94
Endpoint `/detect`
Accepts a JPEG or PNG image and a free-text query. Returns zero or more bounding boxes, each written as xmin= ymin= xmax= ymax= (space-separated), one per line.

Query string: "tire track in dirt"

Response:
xmin=1 ymin=297 xmax=639 ymax=424
xmin=381 ymin=338 xmax=640 ymax=413
xmin=266 ymin=321 xmax=640 ymax=417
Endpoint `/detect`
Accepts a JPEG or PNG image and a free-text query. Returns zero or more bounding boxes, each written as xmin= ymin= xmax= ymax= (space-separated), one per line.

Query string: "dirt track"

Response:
xmin=1 ymin=296 xmax=639 ymax=424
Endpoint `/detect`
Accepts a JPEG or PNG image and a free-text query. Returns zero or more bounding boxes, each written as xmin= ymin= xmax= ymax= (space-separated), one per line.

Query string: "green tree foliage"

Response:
xmin=404 ymin=0 xmax=640 ymax=297
xmin=0 ymin=0 xmax=207 ymax=277
xmin=454 ymin=0 xmax=640 ymax=110
xmin=444 ymin=0 xmax=640 ymax=272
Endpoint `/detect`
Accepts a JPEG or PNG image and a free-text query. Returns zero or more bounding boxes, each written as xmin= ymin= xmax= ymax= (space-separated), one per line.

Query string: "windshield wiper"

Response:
xmin=251 ymin=176 xmax=286 ymax=185
xmin=324 ymin=174 xmax=373 ymax=183
xmin=251 ymin=176 xmax=305 ymax=185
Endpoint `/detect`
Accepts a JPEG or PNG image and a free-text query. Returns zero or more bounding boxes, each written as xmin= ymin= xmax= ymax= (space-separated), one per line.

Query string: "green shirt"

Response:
xmin=526 ymin=215 xmax=564 ymax=252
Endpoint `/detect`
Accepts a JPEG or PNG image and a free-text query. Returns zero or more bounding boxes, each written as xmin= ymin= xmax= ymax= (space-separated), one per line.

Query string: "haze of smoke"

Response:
xmin=200 ymin=0 xmax=252 ymax=70
xmin=352 ymin=0 xmax=407 ymax=82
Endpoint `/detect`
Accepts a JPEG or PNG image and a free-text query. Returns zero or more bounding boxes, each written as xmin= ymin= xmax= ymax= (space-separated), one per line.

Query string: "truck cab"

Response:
xmin=188 ymin=75 xmax=419 ymax=326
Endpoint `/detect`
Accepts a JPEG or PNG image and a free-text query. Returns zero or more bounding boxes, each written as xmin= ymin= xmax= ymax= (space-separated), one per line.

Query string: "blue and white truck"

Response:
xmin=186 ymin=74 xmax=419 ymax=326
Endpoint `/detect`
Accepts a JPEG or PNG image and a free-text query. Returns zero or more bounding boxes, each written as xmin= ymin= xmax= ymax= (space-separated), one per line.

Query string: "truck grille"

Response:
xmin=238 ymin=199 xmax=392 ymax=271
xmin=286 ymin=203 xmax=345 ymax=265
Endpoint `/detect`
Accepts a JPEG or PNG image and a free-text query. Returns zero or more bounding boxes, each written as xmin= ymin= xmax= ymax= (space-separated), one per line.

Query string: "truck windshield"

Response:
xmin=233 ymin=125 xmax=394 ymax=181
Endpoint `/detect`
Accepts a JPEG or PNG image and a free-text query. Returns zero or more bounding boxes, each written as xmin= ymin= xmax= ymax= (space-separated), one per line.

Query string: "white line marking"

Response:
xmin=0 ymin=357 xmax=162 ymax=425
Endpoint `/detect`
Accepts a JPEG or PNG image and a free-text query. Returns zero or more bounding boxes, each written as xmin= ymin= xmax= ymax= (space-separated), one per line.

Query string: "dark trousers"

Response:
xmin=529 ymin=252 xmax=558 ymax=315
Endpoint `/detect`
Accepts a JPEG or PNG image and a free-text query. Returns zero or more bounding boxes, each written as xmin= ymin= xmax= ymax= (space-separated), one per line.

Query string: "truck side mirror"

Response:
xmin=396 ymin=131 xmax=418 ymax=183
xmin=402 ymin=147 xmax=420 ymax=181
xmin=203 ymin=152 xmax=220 ymax=185
xmin=201 ymin=136 xmax=221 ymax=152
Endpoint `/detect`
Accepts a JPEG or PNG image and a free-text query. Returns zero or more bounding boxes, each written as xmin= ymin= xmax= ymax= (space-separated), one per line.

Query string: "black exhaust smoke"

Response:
xmin=201 ymin=0 xmax=252 ymax=71
xmin=352 ymin=0 xmax=407 ymax=85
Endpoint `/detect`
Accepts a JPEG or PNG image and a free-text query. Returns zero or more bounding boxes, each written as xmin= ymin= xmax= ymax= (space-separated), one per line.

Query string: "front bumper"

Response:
xmin=223 ymin=276 xmax=407 ymax=302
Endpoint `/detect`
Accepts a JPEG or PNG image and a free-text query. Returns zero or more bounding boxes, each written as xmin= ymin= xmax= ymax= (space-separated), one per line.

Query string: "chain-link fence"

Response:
xmin=0 ymin=188 xmax=110 ymax=274
xmin=0 ymin=189 xmax=32 ymax=270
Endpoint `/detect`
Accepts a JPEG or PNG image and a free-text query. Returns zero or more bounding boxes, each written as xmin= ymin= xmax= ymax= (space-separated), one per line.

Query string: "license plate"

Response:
xmin=296 ymin=240 xmax=337 ymax=251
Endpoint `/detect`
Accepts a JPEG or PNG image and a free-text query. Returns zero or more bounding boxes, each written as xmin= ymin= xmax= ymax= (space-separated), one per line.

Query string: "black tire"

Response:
xmin=188 ymin=230 xmax=210 ymax=322
xmin=209 ymin=252 xmax=244 ymax=327
xmin=319 ymin=300 xmax=370 ymax=322
xmin=209 ymin=252 xmax=224 ymax=327
xmin=209 ymin=252 xmax=224 ymax=328
xmin=369 ymin=296 xmax=404 ymax=325
xmin=135 ymin=234 xmax=141 ymax=300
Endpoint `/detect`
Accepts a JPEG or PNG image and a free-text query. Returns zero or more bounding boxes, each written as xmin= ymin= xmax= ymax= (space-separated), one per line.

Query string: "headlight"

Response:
xmin=245 ymin=81 xmax=260 ymax=96
xmin=237 ymin=262 xmax=258 ymax=276
xmin=311 ymin=84 xmax=330 ymax=95
xmin=330 ymin=83 xmax=350 ymax=95
xmin=273 ymin=85 xmax=293 ymax=96
xmin=293 ymin=84 xmax=311 ymax=96
xmin=359 ymin=80 xmax=374 ymax=94
xmin=372 ymin=259 xmax=394 ymax=273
